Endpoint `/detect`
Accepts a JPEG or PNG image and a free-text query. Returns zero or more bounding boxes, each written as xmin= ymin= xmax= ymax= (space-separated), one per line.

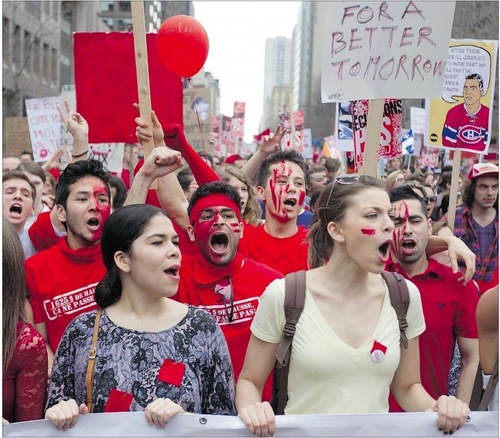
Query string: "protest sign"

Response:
xmin=321 ymin=1 xmax=456 ymax=102
xmin=25 ymin=96 xmax=62 ymax=162
xmin=351 ymin=99 xmax=403 ymax=170
xmin=89 ymin=143 xmax=125 ymax=174
xmin=4 ymin=411 xmax=497 ymax=437
xmin=335 ymin=102 xmax=355 ymax=151
xmin=302 ymin=128 xmax=313 ymax=159
xmin=183 ymin=87 xmax=213 ymax=154
xmin=231 ymin=101 xmax=246 ymax=140
xmin=425 ymin=39 xmax=498 ymax=155
xmin=410 ymin=106 xmax=426 ymax=135
xmin=73 ymin=33 xmax=183 ymax=144
xmin=4 ymin=117 xmax=32 ymax=156
xmin=221 ymin=115 xmax=236 ymax=156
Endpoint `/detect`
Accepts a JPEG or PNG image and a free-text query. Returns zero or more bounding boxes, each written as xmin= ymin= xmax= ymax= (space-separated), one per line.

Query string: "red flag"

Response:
xmin=74 ymin=33 xmax=183 ymax=143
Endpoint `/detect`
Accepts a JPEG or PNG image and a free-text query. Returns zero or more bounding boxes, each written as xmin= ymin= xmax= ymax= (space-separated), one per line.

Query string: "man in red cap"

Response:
xmin=452 ymin=162 xmax=498 ymax=293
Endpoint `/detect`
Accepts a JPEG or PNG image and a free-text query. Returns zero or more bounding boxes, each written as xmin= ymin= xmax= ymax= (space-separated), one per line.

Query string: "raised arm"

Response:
xmin=240 ymin=126 xmax=284 ymax=182
xmin=476 ymin=285 xmax=499 ymax=374
xmin=57 ymin=100 xmax=89 ymax=162
xmin=128 ymin=109 xmax=190 ymax=232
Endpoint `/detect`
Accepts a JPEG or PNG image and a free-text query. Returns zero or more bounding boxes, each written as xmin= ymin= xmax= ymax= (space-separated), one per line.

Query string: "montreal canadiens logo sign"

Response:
xmin=458 ymin=125 xmax=483 ymax=145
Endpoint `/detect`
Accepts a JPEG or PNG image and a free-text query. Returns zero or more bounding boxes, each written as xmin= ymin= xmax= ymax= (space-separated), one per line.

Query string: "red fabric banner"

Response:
xmin=74 ymin=32 xmax=183 ymax=143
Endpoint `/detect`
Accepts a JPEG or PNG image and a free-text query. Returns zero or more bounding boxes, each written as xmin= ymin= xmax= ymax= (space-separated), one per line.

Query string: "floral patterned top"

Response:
xmin=46 ymin=306 xmax=236 ymax=415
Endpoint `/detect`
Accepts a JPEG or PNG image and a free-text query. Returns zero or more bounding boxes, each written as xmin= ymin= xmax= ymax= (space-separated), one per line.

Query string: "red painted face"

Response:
xmin=90 ymin=188 xmax=111 ymax=240
xmin=361 ymin=228 xmax=376 ymax=235
xmin=390 ymin=201 xmax=410 ymax=253
xmin=267 ymin=161 xmax=306 ymax=221
xmin=192 ymin=206 xmax=241 ymax=266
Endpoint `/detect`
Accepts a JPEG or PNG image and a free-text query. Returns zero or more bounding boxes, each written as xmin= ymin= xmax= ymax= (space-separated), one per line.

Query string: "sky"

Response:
xmin=192 ymin=1 xmax=301 ymax=143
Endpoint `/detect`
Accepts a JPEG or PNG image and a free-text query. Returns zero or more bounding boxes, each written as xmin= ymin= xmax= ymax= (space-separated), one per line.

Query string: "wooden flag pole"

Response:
xmin=446 ymin=150 xmax=462 ymax=232
xmin=131 ymin=2 xmax=154 ymax=156
xmin=361 ymin=99 xmax=384 ymax=177
xmin=131 ymin=1 xmax=156 ymax=188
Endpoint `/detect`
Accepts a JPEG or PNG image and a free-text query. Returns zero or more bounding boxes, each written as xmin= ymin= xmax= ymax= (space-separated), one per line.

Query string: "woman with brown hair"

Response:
xmin=218 ymin=166 xmax=263 ymax=226
xmin=2 ymin=219 xmax=47 ymax=423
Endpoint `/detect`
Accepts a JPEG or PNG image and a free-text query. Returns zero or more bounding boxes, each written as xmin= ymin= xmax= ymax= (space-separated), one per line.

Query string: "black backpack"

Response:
xmin=271 ymin=270 xmax=410 ymax=414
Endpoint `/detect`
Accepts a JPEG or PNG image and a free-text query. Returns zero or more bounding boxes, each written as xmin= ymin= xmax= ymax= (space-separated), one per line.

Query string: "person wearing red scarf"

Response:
xmin=129 ymin=116 xmax=283 ymax=401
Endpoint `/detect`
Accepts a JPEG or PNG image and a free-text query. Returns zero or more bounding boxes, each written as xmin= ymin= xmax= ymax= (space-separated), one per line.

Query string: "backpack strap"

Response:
xmin=381 ymin=271 xmax=410 ymax=349
xmin=86 ymin=308 xmax=102 ymax=413
xmin=272 ymin=270 xmax=306 ymax=415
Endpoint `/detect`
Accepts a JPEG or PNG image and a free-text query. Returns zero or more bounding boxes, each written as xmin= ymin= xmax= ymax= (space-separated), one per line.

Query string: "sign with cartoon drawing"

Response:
xmin=425 ymin=39 xmax=498 ymax=154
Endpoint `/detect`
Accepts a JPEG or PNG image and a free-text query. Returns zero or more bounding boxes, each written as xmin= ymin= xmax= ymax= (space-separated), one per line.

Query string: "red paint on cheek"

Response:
xmin=298 ymin=190 xmax=306 ymax=206
xmin=228 ymin=222 xmax=241 ymax=233
xmin=361 ymin=228 xmax=376 ymax=235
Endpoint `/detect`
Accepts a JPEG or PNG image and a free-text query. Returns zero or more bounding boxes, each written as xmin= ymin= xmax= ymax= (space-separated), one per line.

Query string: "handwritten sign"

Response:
xmin=183 ymin=87 xmax=212 ymax=154
xmin=425 ymin=39 xmax=498 ymax=154
xmin=335 ymin=102 xmax=355 ymax=151
xmin=25 ymin=96 xmax=62 ymax=162
xmin=351 ymin=99 xmax=403 ymax=170
xmin=321 ymin=1 xmax=456 ymax=102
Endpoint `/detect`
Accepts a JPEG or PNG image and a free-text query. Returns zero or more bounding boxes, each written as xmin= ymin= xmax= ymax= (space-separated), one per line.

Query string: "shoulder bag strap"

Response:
xmin=274 ymin=270 xmax=306 ymax=415
xmin=86 ymin=308 xmax=102 ymax=413
xmin=381 ymin=271 xmax=410 ymax=349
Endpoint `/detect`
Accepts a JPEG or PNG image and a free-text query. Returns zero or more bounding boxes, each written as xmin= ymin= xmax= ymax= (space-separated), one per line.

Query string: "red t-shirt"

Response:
xmin=2 ymin=322 xmax=47 ymax=422
xmin=26 ymin=239 xmax=105 ymax=352
xmin=387 ymin=259 xmax=479 ymax=411
xmin=238 ymin=224 xmax=309 ymax=275
xmin=175 ymin=250 xmax=283 ymax=401
xmin=28 ymin=211 xmax=62 ymax=252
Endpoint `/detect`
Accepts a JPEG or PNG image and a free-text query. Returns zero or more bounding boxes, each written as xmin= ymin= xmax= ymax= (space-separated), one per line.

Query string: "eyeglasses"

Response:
xmin=215 ymin=277 xmax=234 ymax=323
xmin=426 ymin=196 xmax=437 ymax=203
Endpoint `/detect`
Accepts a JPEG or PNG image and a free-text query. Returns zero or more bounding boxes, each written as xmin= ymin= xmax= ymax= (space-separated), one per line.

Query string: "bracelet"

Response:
xmin=72 ymin=150 xmax=89 ymax=159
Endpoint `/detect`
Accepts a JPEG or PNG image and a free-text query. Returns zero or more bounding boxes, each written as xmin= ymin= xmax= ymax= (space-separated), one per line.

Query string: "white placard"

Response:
xmin=25 ymin=96 xmax=62 ymax=162
xmin=411 ymin=107 xmax=426 ymax=135
xmin=321 ymin=1 xmax=456 ymax=102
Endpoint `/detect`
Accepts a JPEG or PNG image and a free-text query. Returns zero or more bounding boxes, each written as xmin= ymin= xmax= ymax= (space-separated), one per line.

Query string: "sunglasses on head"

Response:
xmin=335 ymin=174 xmax=360 ymax=185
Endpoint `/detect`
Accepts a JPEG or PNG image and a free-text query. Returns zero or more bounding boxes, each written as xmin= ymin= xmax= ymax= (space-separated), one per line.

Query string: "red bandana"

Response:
xmin=189 ymin=194 xmax=242 ymax=223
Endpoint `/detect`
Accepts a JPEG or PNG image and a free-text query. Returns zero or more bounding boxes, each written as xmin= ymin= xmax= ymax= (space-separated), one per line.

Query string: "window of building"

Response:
xmin=3 ymin=17 xmax=10 ymax=64
xmin=119 ymin=1 xmax=131 ymax=12
xmin=102 ymin=18 xmax=114 ymax=29
xmin=43 ymin=43 xmax=50 ymax=80
xmin=33 ymin=37 xmax=41 ymax=76
xmin=24 ymin=31 xmax=32 ymax=73
xmin=13 ymin=25 xmax=21 ymax=69
xmin=99 ymin=1 xmax=114 ymax=12
xmin=51 ymin=47 xmax=57 ymax=84
xmin=117 ymin=18 xmax=133 ymax=31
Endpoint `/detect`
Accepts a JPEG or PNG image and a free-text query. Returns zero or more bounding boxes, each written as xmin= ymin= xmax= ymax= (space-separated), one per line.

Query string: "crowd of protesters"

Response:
xmin=2 ymin=103 xmax=498 ymax=436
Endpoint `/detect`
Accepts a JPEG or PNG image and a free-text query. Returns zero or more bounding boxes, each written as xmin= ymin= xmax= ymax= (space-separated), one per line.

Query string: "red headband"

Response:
xmin=189 ymin=194 xmax=242 ymax=223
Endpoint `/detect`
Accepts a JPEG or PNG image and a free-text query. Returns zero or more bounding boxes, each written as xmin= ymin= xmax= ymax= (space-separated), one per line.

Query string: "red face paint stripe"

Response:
xmin=361 ymin=228 xmax=376 ymax=235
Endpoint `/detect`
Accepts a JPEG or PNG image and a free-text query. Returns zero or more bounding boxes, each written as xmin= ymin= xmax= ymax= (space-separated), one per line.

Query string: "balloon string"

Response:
xmin=187 ymin=78 xmax=207 ymax=157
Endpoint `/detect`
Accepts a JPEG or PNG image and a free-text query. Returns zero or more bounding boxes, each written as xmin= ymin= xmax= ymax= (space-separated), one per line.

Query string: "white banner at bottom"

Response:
xmin=3 ymin=412 xmax=498 ymax=437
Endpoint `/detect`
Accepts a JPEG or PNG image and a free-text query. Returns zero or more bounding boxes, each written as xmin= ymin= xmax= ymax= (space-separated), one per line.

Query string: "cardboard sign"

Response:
xmin=321 ymin=1 xmax=456 ymax=102
xmin=425 ymin=39 xmax=498 ymax=154
xmin=4 ymin=117 xmax=32 ymax=156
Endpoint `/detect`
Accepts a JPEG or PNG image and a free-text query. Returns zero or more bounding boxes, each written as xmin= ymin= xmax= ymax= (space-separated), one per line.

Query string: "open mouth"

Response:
xmin=283 ymin=199 xmax=297 ymax=208
xmin=87 ymin=218 xmax=100 ymax=228
xmin=210 ymin=232 xmax=229 ymax=253
xmin=10 ymin=203 xmax=22 ymax=215
xmin=378 ymin=241 xmax=390 ymax=261
xmin=164 ymin=265 xmax=180 ymax=277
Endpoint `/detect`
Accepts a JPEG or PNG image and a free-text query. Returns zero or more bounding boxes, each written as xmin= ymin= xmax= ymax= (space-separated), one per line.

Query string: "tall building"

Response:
xmin=261 ymin=36 xmax=291 ymax=131
xmin=2 ymin=1 xmax=195 ymax=136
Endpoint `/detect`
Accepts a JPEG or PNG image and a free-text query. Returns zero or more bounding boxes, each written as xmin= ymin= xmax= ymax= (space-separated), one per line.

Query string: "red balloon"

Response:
xmin=157 ymin=15 xmax=209 ymax=78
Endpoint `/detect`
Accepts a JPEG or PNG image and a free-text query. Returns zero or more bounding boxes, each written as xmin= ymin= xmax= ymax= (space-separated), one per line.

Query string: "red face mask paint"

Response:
xmin=390 ymin=201 xmax=409 ymax=253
